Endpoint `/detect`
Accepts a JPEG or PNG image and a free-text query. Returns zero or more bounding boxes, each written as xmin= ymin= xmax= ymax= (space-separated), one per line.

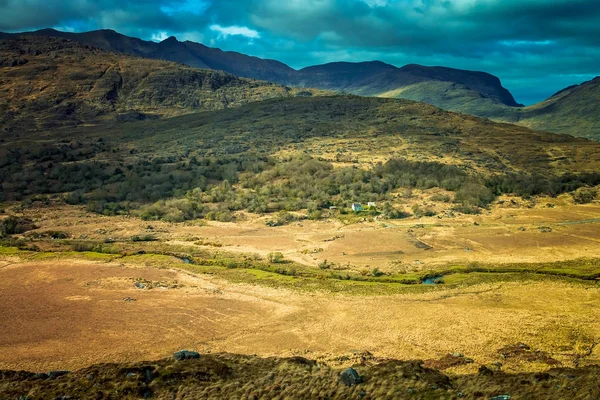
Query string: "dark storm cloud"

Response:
xmin=0 ymin=0 xmax=598 ymax=104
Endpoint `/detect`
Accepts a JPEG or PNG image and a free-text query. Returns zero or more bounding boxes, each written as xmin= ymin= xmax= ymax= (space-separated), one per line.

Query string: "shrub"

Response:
xmin=275 ymin=267 xmax=296 ymax=276
xmin=0 ymin=237 xmax=28 ymax=248
xmin=0 ymin=216 xmax=36 ymax=237
xmin=222 ymin=259 xmax=238 ymax=269
xmin=265 ymin=211 xmax=297 ymax=227
xmin=206 ymin=210 xmax=235 ymax=222
xmin=455 ymin=182 xmax=494 ymax=207
xmin=71 ymin=241 xmax=95 ymax=252
xmin=267 ymin=252 xmax=285 ymax=263
xmin=30 ymin=230 xmax=70 ymax=239
xmin=44 ymin=230 xmax=70 ymax=239
xmin=131 ymin=234 xmax=157 ymax=242
xmin=64 ymin=190 xmax=84 ymax=205
xmin=431 ymin=194 xmax=451 ymax=202
xmin=71 ymin=241 xmax=121 ymax=254
xmin=381 ymin=202 xmax=410 ymax=219
xmin=573 ymin=188 xmax=597 ymax=204
xmin=308 ymin=210 xmax=322 ymax=220
xmin=412 ymin=205 xmax=436 ymax=218
xmin=388 ymin=209 xmax=411 ymax=219
xmin=453 ymin=205 xmax=481 ymax=215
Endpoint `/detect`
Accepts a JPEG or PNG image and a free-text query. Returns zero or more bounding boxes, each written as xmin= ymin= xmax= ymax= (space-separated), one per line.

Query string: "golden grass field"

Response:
xmin=1 ymin=197 xmax=599 ymax=378
xmin=17 ymin=194 xmax=600 ymax=271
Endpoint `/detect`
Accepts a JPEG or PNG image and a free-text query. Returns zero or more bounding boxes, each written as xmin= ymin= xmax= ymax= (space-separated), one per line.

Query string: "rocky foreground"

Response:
xmin=1 ymin=352 xmax=599 ymax=399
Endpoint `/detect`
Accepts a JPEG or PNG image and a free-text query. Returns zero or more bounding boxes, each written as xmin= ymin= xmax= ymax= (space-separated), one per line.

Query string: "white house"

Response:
xmin=367 ymin=202 xmax=377 ymax=208
xmin=351 ymin=203 xmax=364 ymax=212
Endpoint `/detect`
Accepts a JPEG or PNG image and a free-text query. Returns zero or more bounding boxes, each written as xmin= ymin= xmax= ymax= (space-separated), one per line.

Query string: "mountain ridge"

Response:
xmin=0 ymin=28 xmax=522 ymax=115
xmin=2 ymin=28 xmax=599 ymax=140
xmin=0 ymin=35 xmax=324 ymax=132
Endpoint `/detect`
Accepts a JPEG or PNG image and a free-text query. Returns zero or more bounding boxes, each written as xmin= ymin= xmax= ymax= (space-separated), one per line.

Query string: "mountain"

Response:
xmin=2 ymin=28 xmax=297 ymax=82
xmin=1 ymin=29 xmax=522 ymax=117
xmin=295 ymin=61 xmax=522 ymax=115
xmin=0 ymin=35 xmax=322 ymax=132
xmin=508 ymin=77 xmax=600 ymax=140
xmin=3 ymin=29 xmax=598 ymax=140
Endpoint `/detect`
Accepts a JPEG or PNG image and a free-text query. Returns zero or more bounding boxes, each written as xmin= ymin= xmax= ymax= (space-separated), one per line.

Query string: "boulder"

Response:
xmin=135 ymin=282 xmax=146 ymax=289
xmin=339 ymin=367 xmax=362 ymax=386
xmin=173 ymin=350 xmax=200 ymax=361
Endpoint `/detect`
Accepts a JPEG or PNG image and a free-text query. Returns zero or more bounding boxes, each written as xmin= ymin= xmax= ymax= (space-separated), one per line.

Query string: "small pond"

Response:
xmin=422 ymin=276 xmax=444 ymax=285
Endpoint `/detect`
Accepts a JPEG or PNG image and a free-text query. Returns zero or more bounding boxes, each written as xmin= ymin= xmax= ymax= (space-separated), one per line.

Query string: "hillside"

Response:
xmin=2 ymin=29 xmax=522 ymax=117
xmin=2 ymin=95 xmax=600 ymax=215
xmin=510 ymin=77 xmax=600 ymax=140
xmin=7 ymin=29 xmax=600 ymax=140
xmin=0 ymin=36 xmax=320 ymax=132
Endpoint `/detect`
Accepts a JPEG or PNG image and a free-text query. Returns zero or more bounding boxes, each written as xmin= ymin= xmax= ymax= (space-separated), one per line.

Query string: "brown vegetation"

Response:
xmin=2 ymin=353 xmax=600 ymax=399
xmin=0 ymin=36 xmax=325 ymax=132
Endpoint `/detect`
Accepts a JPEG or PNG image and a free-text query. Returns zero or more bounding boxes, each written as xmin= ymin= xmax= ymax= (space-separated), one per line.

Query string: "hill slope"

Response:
xmin=3 ymin=95 xmax=600 ymax=209
xmin=82 ymin=95 xmax=600 ymax=176
xmin=2 ymin=29 xmax=522 ymax=117
xmin=0 ymin=36 xmax=320 ymax=132
xmin=10 ymin=29 xmax=600 ymax=140
xmin=510 ymin=77 xmax=600 ymax=140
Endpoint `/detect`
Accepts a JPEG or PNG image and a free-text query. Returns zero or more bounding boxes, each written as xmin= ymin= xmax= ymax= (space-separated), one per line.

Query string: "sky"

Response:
xmin=1 ymin=0 xmax=599 ymax=105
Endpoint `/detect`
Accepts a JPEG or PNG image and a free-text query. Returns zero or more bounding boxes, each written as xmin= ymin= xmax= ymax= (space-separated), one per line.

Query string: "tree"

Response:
xmin=267 ymin=252 xmax=285 ymax=263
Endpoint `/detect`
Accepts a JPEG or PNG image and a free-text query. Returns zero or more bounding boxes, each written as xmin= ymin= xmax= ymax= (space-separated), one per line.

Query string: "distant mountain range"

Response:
xmin=1 ymin=28 xmax=598 ymax=140
xmin=0 ymin=29 xmax=522 ymax=114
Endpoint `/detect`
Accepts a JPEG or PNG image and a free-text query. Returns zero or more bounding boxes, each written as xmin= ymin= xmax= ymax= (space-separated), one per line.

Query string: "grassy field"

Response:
xmin=1 ymin=243 xmax=599 ymax=377
xmin=1 ymin=198 xmax=599 ymax=379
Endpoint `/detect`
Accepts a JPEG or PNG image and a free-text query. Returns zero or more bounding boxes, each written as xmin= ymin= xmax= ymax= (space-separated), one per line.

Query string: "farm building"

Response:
xmin=351 ymin=203 xmax=364 ymax=212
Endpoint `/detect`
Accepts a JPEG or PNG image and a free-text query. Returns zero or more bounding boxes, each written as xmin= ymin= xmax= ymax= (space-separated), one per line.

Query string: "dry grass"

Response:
xmin=1 ymin=200 xmax=600 ymax=398
xmin=0 ymin=248 xmax=598 ymax=375
xmin=12 ymin=199 xmax=600 ymax=272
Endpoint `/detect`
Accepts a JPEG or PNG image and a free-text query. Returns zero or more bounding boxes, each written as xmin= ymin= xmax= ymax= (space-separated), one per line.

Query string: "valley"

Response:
xmin=0 ymin=25 xmax=599 ymax=400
